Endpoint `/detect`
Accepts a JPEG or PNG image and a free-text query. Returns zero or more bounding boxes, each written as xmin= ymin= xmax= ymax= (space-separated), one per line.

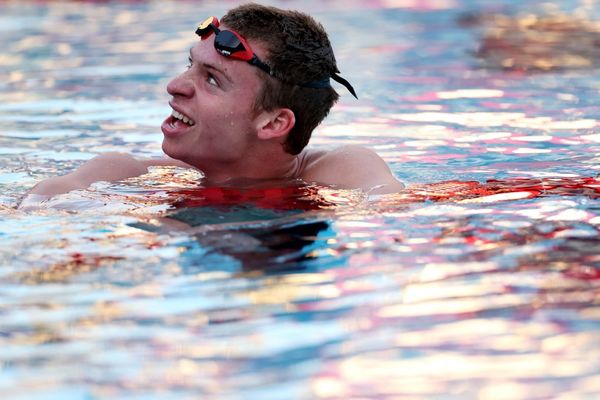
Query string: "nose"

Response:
xmin=166 ymin=73 xmax=194 ymax=98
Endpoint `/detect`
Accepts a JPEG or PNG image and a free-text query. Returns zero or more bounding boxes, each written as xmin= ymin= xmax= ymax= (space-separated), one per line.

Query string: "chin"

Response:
xmin=161 ymin=139 xmax=181 ymax=160
xmin=162 ymin=140 xmax=199 ymax=167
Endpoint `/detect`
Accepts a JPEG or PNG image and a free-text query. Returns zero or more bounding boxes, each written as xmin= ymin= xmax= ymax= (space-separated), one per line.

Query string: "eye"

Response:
xmin=207 ymin=73 xmax=220 ymax=87
xmin=186 ymin=56 xmax=193 ymax=70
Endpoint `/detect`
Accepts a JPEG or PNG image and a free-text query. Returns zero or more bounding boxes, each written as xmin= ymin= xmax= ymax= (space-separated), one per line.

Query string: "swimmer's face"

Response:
xmin=161 ymin=31 xmax=268 ymax=172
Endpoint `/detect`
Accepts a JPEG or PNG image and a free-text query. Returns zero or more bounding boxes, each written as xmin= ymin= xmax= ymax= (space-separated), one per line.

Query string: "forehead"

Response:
xmin=190 ymin=33 xmax=267 ymax=90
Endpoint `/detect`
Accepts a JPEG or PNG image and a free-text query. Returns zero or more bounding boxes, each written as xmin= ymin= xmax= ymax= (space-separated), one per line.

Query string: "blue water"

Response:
xmin=1 ymin=0 xmax=600 ymax=399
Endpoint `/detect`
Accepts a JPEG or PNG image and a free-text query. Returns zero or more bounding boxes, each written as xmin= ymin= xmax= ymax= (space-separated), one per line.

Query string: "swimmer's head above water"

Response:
xmin=161 ymin=3 xmax=354 ymax=165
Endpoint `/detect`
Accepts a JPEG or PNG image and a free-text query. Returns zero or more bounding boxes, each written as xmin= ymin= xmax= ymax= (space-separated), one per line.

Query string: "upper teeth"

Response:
xmin=172 ymin=110 xmax=195 ymax=126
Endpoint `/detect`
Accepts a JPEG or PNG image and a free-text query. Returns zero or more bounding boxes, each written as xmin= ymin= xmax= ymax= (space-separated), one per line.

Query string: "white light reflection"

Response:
xmin=391 ymin=112 xmax=597 ymax=130
xmin=437 ymin=89 xmax=504 ymax=99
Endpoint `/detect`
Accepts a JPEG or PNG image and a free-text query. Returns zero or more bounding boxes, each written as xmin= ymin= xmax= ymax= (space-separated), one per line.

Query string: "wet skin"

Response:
xmin=159 ymin=36 xmax=295 ymax=181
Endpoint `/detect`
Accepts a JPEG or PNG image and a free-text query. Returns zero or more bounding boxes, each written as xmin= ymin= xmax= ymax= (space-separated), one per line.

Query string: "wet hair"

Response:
xmin=221 ymin=3 xmax=340 ymax=155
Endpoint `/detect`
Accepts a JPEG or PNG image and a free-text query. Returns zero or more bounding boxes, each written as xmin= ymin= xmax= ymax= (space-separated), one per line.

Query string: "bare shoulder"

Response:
xmin=139 ymin=156 xmax=195 ymax=169
xmin=78 ymin=152 xmax=153 ymax=178
xmin=24 ymin=152 xmax=144 ymax=197
xmin=22 ymin=152 xmax=197 ymax=201
xmin=69 ymin=152 xmax=196 ymax=182
xmin=81 ymin=152 xmax=194 ymax=174
xmin=301 ymin=145 xmax=405 ymax=194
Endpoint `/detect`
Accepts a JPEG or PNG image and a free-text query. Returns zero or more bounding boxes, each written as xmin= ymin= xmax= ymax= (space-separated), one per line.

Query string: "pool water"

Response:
xmin=2 ymin=0 xmax=600 ymax=398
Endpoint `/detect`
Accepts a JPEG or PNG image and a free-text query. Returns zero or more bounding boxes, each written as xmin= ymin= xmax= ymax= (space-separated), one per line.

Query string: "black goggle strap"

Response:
xmin=248 ymin=55 xmax=272 ymax=75
xmin=331 ymin=73 xmax=358 ymax=99
xmin=301 ymin=78 xmax=330 ymax=89
xmin=301 ymin=73 xmax=357 ymax=99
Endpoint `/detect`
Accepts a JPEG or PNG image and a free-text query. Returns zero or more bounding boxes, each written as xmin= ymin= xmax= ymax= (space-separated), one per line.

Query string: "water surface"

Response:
xmin=1 ymin=0 xmax=600 ymax=399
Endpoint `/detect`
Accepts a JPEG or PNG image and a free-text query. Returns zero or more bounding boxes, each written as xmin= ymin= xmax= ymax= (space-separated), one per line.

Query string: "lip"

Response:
xmin=170 ymin=102 xmax=194 ymax=121
xmin=161 ymin=102 xmax=194 ymax=138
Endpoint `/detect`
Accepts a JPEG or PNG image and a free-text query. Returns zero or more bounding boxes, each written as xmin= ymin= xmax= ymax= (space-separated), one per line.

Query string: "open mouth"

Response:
xmin=161 ymin=106 xmax=196 ymax=137
xmin=171 ymin=109 xmax=195 ymax=126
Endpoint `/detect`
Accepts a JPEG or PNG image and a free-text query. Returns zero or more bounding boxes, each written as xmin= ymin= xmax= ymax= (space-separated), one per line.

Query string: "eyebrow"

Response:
xmin=203 ymin=63 xmax=233 ymax=84
xmin=188 ymin=48 xmax=233 ymax=84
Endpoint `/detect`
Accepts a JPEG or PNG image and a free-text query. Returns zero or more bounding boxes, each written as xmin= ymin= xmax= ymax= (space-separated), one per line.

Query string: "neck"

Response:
xmin=194 ymin=148 xmax=302 ymax=185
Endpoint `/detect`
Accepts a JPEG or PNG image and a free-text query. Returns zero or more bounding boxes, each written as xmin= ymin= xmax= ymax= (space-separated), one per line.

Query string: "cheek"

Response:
xmin=226 ymin=109 xmax=255 ymax=130
xmin=227 ymin=112 xmax=241 ymax=128
xmin=198 ymin=92 xmax=257 ymax=136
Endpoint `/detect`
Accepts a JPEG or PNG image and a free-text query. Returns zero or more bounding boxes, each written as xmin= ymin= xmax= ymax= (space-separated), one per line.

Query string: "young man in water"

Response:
xmin=26 ymin=4 xmax=404 ymax=199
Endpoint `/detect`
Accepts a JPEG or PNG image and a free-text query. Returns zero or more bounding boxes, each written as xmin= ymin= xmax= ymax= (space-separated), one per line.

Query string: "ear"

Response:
xmin=255 ymin=108 xmax=295 ymax=140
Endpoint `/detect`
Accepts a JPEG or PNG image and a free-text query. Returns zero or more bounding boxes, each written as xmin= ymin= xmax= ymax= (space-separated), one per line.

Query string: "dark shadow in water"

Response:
xmin=165 ymin=182 xmax=339 ymax=274
xmin=192 ymin=218 xmax=334 ymax=274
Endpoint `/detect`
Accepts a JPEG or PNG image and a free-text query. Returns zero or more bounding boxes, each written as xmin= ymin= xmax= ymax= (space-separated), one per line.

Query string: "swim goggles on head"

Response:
xmin=195 ymin=16 xmax=358 ymax=98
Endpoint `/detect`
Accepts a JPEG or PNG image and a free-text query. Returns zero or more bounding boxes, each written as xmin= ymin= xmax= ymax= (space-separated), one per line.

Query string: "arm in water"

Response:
xmin=19 ymin=153 xmax=190 ymax=205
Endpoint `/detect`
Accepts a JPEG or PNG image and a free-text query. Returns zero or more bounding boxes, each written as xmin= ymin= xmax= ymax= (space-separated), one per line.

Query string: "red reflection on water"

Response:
xmin=402 ymin=176 xmax=600 ymax=203
xmin=169 ymin=184 xmax=333 ymax=211
xmin=164 ymin=177 xmax=600 ymax=211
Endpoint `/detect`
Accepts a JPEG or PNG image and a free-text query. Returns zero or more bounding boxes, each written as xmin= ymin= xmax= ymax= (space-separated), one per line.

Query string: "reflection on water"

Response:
xmin=465 ymin=12 xmax=600 ymax=71
xmin=1 ymin=0 xmax=600 ymax=399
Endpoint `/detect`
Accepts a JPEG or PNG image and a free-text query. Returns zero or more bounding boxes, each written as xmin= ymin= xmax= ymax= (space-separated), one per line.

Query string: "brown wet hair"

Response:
xmin=221 ymin=3 xmax=340 ymax=155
